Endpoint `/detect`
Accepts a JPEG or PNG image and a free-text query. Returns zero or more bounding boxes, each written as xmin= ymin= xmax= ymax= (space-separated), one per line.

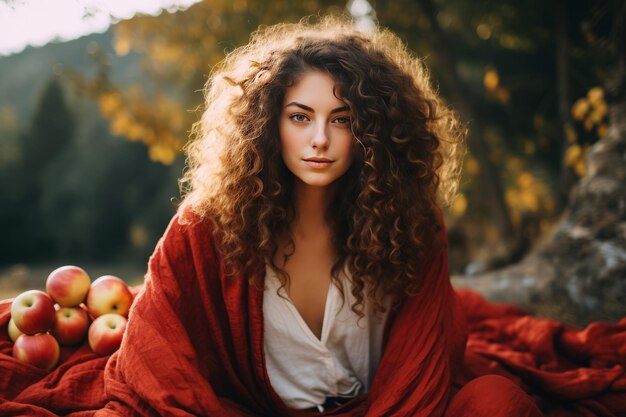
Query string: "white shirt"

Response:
xmin=263 ymin=265 xmax=391 ymax=411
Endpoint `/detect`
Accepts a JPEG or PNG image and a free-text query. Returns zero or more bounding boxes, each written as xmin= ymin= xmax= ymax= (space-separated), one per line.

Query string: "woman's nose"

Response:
xmin=311 ymin=121 xmax=330 ymax=149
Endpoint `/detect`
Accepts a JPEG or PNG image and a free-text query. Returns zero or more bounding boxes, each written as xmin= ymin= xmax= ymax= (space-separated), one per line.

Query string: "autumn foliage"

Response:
xmin=59 ymin=0 xmax=620 ymax=270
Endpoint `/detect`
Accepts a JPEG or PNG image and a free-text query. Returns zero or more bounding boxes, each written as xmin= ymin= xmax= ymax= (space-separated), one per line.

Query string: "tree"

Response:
xmin=67 ymin=0 xmax=345 ymax=165
xmin=0 ymin=76 xmax=76 ymax=263
xmin=454 ymin=0 xmax=626 ymax=326
xmin=21 ymin=77 xmax=75 ymax=175
xmin=66 ymin=0 xmax=623 ymax=293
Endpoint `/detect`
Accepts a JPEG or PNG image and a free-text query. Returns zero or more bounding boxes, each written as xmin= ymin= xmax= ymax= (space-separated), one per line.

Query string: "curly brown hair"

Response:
xmin=180 ymin=15 xmax=465 ymax=318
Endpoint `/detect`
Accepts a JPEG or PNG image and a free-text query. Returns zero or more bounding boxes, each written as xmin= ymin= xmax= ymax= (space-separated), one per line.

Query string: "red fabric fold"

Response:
xmin=1 ymin=209 xmax=625 ymax=416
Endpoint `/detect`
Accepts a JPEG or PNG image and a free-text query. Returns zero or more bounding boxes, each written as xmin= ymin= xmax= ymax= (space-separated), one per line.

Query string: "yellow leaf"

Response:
xmin=517 ymin=172 xmax=533 ymax=188
xmin=483 ymin=68 xmax=499 ymax=92
xmin=587 ymin=87 xmax=604 ymax=106
xmin=99 ymin=92 xmax=123 ymax=118
xmin=476 ymin=23 xmax=492 ymax=40
xmin=589 ymin=101 xmax=608 ymax=122
xmin=597 ymin=123 xmax=608 ymax=137
xmin=574 ymin=160 xmax=586 ymax=177
xmin=464 ymin=156 xmax=480 ymax=176
xmin=127 ymin=123 xmax=146 ymax=141
xmin=564 ymin=144 xmax=581 ymax=167
xmin=451 ymin=194 xmax=468 ymax=217
xmin=114 ymin=36 xmax=131 ymax=56
xmin=143 ymin=129 xmax=156 ymax=144
xmin=110 ymin=112 xmax=132 ymax=137
xmin=148 ymin=142 xmax=177 ymax=165
xmin=571 ymin=98 xmax=589 ymax=121
xmin=520 ymin=189 xmax=539 ymax=212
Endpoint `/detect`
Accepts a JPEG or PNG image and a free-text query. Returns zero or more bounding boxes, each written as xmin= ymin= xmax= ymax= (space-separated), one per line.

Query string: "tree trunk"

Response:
xmin=555 ymin=0 xmax=575 ymax=204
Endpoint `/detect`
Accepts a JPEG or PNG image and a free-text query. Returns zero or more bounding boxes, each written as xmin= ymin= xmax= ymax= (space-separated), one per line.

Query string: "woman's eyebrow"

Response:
xmin=284 ymin=102 xmax=350 ymax=114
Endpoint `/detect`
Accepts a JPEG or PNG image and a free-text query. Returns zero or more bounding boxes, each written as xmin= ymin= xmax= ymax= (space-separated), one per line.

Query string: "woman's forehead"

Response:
xmin=282 ymin=71 xmax=347 ymax=107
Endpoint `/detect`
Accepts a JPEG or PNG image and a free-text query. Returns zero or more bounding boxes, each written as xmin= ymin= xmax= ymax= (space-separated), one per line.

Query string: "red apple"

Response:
xmin=8 ymin=318 xmax=24 ymax=342
xmin=88 ymin=313 xmax=127 ymax=355
xmin=51 ymin=305 xmax=90 ymax=345
xmin=13 ymin=333 xmax=60 ymax=370
xmin=46 ymin=265 xmax=91 ymax=307
xmin=11 ymin=290 xmax=56 ymax=335
xmin=86 ymin=275 xmax=133 ymax=318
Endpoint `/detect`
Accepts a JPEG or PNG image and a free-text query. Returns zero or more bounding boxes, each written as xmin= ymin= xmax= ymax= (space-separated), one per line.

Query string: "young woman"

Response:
xmin=95 ymin=16 xmax=543 ymax=417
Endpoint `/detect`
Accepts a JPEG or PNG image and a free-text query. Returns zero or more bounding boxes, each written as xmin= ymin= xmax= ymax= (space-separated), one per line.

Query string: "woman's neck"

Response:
xmin=291 ymin=180 xmax=337 ymax=239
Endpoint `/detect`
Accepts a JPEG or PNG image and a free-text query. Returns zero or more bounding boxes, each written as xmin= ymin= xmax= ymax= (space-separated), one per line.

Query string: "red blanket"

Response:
xmin=1 ymin=210 xmax=625 ymax=416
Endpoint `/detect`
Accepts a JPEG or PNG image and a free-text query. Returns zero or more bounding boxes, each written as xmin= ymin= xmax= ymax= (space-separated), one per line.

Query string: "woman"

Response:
xmin=96 ymin=16 xmax=542 ymax=416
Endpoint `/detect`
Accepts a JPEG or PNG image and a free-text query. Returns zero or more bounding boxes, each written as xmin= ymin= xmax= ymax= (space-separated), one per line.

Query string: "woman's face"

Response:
xmin=279 ymin=70 xmax=354 ymax=190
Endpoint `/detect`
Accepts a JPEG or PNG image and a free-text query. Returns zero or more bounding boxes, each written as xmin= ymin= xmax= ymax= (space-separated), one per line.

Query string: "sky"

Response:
xmin=0 ymin=0 xmax=201 ymax=56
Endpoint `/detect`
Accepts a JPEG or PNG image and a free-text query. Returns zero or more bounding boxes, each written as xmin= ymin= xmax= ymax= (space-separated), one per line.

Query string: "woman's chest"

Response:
xmin=273 ymin=235 xmax=336 ymax=340
xmin=281 ymin=254 xmax=334 ymax=341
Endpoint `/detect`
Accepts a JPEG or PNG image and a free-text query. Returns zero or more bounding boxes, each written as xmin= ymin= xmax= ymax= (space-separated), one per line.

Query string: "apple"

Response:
xmin=88 ymin=313 xmax=127 ymax=355
xmin=86 ymin=275 xmax=133 ymax=318
xmin=46 ymin=265 xmax=91 ymax=307
xmin=51 ymin=305 xmax=90 ymax=345
xmin=13 ymin=333 xmax=60 ymax=371
xmin=11 ymin=290 xmax=56 ymax=335
xmin=8 ymin=318 xmax=24 ymax=342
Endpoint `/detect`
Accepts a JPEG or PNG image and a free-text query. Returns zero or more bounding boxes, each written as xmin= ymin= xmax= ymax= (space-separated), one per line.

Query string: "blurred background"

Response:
xmin=0 ymin=0 xmax=624 ymax=324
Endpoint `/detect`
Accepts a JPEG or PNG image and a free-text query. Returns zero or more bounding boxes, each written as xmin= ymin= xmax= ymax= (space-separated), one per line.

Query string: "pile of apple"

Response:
xmin=8 ymin=265 xmax=134 ymax=371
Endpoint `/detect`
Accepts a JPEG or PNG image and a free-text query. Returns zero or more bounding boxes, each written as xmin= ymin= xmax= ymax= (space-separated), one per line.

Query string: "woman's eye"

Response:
xmin=290 ymin=114 xmax=309 ymax=122
xmin=334 ymin=116 xmax=351 ymax=125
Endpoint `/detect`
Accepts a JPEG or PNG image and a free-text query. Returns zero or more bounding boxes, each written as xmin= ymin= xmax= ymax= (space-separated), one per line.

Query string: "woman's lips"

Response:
xmin=303 ymin=158 xmax=333 ymax=168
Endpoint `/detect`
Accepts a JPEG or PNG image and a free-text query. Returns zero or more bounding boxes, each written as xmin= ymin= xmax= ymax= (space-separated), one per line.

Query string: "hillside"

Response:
xmin=0 ymin=27 xmax=181 ymax=268
xmin=0 ymin=28 xmax=142 ymax=131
